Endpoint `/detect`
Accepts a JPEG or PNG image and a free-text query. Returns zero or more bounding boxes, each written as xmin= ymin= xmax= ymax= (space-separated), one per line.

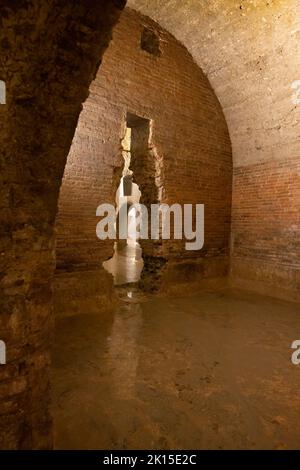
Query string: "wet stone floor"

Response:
xmin=52 ymin=288 xmax=300 ymax=449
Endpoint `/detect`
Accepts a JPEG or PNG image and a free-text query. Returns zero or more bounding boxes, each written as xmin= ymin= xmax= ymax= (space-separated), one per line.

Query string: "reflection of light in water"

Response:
xmin=106 ymin=305 xmax=143 ymax=399
xmin=103 ymin=244 xmax=144 ymax=286
xmin=103 ymin=176 xmax=144 ymax=285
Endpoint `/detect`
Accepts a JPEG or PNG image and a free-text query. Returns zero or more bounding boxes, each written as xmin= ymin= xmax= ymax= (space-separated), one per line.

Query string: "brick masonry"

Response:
xmin=0 ymin=0 xmax=125 ymax=449
xmin=56 ymin=8 xmax=232 ymax=292
xmin=128 ymin=0 xmax=300 ymax=300
xmin=1 ymin=0 xmax=298 ymax=452
xmin=231 ymin=157 xmax=300 ymax=301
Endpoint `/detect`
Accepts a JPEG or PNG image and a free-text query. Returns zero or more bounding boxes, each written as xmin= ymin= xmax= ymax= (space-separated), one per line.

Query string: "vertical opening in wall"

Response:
xmin=103 ymin=113 xmax=151 ymax=286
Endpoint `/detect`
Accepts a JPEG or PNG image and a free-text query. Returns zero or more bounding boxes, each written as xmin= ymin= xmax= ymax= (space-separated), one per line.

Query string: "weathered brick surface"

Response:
xmin=2 ymin=0 xmax=297 ymax=452
xmin=128 ymin=1 xmax=300 ymax=299
xmin=56 ymin=8 xmax=232 ymax=288
xmin=129 ymin=0 xmax=300 ymax=167
xmin=231 ymin=157 xmax=300 ymax=300
xmin=0 ymin=0 xmax=124 ymax=449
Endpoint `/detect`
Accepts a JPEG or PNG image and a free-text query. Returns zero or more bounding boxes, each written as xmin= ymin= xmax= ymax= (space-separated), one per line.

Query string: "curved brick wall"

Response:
xmin=1 ymin=0 xmax=299 ymax=452
xmin=0 ymin=0 xmax=124 ymax=449
xmin=56 ymin=8 xmax=232 ymax=291
xmin=128 ymin=0 xmax=300 ymax=300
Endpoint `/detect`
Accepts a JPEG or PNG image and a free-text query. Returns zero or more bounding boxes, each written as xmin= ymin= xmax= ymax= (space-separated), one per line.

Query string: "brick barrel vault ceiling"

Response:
xmin=128 ymin=0 xmax=300 ymax=167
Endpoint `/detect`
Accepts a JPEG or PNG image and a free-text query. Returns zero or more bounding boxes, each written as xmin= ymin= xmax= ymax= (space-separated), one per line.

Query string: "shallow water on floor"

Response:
xmin=52 ymin=288 xmax=300 ymax=449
